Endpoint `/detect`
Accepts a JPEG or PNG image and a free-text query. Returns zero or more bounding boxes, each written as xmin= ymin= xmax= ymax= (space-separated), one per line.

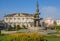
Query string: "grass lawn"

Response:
xmin=46 ymin=38 xmax=60 ymax=41
xmin=45 ymin=37 xmax=60 ymax=41
xmin=0 ymin=34 xmax=7 ymax=41
xmin=44 ymin=35 xmax=60 ymax=41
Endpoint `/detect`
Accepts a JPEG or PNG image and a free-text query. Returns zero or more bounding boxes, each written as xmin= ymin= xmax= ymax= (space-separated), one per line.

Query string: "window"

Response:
xmin=6 ymin=18 xmax=8 ymax=20
xmin=18 ymin=18 xmax=20 ymax=20
xmin=14 ymin=18 xmax=16 ymax=20
xmin=22 ymin=18 xmax=24 ymax=20
xmin=10 ymin=18 xmax=12 ymax=20
xmin=27 ymin=17 xmax=28 ymax=20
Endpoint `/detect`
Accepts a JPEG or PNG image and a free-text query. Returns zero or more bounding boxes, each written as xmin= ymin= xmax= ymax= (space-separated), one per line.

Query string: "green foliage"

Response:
xmin=15 ymin=25 xmax=21 ymax=31
xmin=6 ymin=25 xmax=13 ymax=31
xmin=13 ymin=25 xmax=16 ymax=30
xmin=54 ymin=25 xmax=60 ymax=30
xmin=6 ymin=25 xmax=27 ymax=31
xmin=0 ymin=34 xmax=46 ymax=41
xmin=0 ymin=30 xmax=1 ymax=35
xmin=1 ymin=34 xmax=60 ymax=41
xmin=44 ymin=36 xmax=60 ymax=41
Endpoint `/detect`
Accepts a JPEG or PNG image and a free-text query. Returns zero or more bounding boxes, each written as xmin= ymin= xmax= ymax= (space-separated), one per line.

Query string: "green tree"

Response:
xmin=15 ymin=25 xmax=21 ymax=31
xmin=0 ymin=30 xmax=1 ymax=34
xmin=6 ymin=25 xmax=13 ymax=31
xmin=13 ymin=25 xmax=16 ymax=30
xmin=54 ymin=25 xmax=60 ymax=30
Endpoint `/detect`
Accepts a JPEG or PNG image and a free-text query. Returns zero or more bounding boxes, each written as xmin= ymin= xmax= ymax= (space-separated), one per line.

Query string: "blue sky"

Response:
xmin=0 ymin=0 xmax=60 ymax=20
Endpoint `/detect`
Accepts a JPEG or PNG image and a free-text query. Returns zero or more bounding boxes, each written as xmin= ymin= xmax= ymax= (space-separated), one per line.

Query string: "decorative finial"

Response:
xmin=36 ymin=0 xmax=39 ymax=15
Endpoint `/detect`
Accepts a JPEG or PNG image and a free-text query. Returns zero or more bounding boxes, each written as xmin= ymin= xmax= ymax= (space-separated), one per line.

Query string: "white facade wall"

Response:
xmin=4 ymin=17 xmax=33 ymax=23
xmin=4 ymin=15 xmax=34 ymax=27
xmin=56 ymin=20 xmax=60 ymax=26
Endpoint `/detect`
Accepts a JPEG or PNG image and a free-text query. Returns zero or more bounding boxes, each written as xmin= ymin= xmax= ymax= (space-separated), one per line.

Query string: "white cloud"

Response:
xmin=41 ymin=6 xmax=60 ymax=20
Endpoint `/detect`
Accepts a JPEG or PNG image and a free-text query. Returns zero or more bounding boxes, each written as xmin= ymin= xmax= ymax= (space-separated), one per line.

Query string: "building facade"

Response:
xmin=56 ymin=20 xmax=60 ymax=26
xmin=4 ymin=1 xmax=42 ymax=28
xmin=4 ymin=1 xmax=42 ymax=29
xmin=42 ymin=18 xmax=55 ymax=29
xmin=4 ymin=13 xmax=34 ymax=28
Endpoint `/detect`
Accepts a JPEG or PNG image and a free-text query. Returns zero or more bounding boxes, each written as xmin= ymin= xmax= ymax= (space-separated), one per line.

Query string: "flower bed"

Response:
xmin=0 ymin=33 xmax=46 ymax=41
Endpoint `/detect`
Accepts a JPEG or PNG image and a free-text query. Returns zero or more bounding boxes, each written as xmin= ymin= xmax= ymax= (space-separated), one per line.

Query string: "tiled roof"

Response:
xmin=4 ymin=13 xmax=34 ymax=17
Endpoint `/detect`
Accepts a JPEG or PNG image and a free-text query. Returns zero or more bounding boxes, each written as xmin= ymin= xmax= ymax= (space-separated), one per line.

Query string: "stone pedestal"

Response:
xmin=28 ymin=27 xmax=40 ymax=32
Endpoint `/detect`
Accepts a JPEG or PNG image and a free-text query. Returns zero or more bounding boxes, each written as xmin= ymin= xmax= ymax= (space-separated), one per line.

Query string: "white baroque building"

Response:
xmin=4 ymin=13 xmax=34 ymax=28
xmin=3 ymin=1 xmax=41 ymax=29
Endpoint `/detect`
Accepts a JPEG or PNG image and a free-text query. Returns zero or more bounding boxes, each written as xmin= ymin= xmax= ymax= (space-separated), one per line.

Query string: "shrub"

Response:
xmin=6 ymin=25 xmax=13 ymax=31
xmin=15 ymin=25 xmax=22 ymax=31
xmin=1 ymin=33 xmax=46 ymax=41
xmin=54 ymin=25 xmax=60 ymax=30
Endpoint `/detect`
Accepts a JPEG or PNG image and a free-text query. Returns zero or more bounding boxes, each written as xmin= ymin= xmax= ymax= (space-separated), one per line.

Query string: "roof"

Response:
xmin=0 ymin=20 xmax=4 ymax=23
xmin=4 ymin=13 xmax=34 ymax=17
